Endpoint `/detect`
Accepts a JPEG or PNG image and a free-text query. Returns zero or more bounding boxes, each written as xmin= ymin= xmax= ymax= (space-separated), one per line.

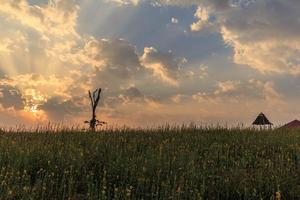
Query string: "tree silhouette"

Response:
xmin=85 ymin=88 xmax=106 ymax=131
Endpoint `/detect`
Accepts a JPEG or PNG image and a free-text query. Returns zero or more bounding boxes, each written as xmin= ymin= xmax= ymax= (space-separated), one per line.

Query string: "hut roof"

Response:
xmin=252 ymin=113 xmax=273 ymax=125
xmin=280 ymin=120 xmax=300 ymax=129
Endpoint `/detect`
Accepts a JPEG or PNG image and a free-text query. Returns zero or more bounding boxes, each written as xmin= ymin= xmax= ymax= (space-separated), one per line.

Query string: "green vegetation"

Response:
xmin=0 ymin=126 xmax=300 ymax=199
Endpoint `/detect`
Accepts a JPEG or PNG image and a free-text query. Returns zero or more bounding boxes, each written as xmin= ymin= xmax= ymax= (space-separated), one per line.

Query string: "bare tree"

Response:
xmin=85 ymin=88 xmax=106 ymax=131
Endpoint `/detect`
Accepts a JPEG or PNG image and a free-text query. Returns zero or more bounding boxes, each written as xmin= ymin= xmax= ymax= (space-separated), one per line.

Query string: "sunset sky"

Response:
xmin=0 ymin=0 xmax=300 ymax=127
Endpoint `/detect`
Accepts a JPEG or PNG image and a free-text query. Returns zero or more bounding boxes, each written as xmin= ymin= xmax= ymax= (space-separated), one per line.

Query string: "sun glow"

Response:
xmin=23 ymin=104 xmax=47 ymax=122
xmin=24 ymin=104 xmax=38 ymax=113
xmin=23 ymin=89 xmax=47 ymax=120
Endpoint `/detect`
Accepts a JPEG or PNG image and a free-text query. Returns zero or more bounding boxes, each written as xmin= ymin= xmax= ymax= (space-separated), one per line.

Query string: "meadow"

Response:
xmin=0 ymin=125 xmax=300 ymax=199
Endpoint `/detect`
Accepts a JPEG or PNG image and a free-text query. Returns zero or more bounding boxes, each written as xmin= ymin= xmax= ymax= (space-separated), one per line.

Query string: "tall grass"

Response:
xmin=0 ymin=126 xmax=299 ymax=199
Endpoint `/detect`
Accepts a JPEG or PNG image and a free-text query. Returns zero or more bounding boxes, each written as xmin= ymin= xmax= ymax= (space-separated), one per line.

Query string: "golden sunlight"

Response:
xmin=24 ymin=104 xmax=38 ymax=113
xmin=23 ymin=89 xmax=47 ymax=120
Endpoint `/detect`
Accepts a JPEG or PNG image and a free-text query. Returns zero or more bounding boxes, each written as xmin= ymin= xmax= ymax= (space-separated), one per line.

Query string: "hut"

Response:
xmin=280 ymin=120 xmax=300 ymax=129
xmin=252 ymin=112 xmax=273 ymax=129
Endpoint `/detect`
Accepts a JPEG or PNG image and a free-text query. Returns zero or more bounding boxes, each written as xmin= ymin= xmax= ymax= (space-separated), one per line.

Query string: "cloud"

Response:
xmin=220 ymin=1 xmax=300 ymax=75
xmin=141 ymin=47 xmax=185 ymax=86
xmin=170 ymin=94 xmax=190 ymax=104
xmin=80 ymin=38 xmax=143 ymax=78
xmin=0 ymin=0 xmax=79 ymax=38
xmin=38 ymin=96 xmax=83 ymax=121
xmin=121 ymin=86 xmax=160 ymax=106
xmin=104 ymin=86 xmax=160 ymax=107
xmin=0 ymin=74 xmax=74 ymax=99
xmin=189 ymin=0 xmax=300 ymax=75
xmin=0 ymin=73 xmax=89 ymax=122
xmin=79 ymin=38 xmax=187 ymax=87
xmin=122 ymin=86 xmax=143 ymax=99
xmin=192 ymin=79 xmax=284 ymax=105
xmin=106 ymin=0 xmax=140 ymax=6
xmin=0 ymin=0 xmax=82 ymax=79
xmin=0 ymin=38 xmax=14 ymax=54
xmin=105 ymin=0 xmax=230 ymax=7
xmin=171 ymin=17 xmax=179 ymax=24
xmin=79 ymin=38 xmax=188 ymax=88
xmin=77 ymin=37 xmax=147 ymax=92
xmin=190 ymin=6 xmax=215 ymax=31
xmin=199 ymin=65 xmax=208 ymax=79
xmin=100 ymin=86 xmax=162 ymax=124
xmin=0 ymin=84 xmax=25 ymax=110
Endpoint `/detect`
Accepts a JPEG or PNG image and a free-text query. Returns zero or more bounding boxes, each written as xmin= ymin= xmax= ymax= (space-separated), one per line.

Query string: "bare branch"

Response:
xmin=93 ymin=89 xmax=97 ymax=103
xmin=94 ymin=88 xmax=102 ymax=109
xmin=88 ymin=90 xmax=94 ymax=109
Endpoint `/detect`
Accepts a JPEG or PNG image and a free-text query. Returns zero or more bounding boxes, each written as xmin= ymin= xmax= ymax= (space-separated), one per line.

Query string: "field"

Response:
xmin=0 ymin=126 xmax=300 ymax=199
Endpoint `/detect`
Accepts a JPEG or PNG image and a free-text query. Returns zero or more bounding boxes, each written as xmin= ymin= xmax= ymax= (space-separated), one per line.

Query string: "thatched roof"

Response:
xmin=280 ymin=120 xmax=300 ymax=129
xmin=252 ymin=113 xmax=273 ymax=125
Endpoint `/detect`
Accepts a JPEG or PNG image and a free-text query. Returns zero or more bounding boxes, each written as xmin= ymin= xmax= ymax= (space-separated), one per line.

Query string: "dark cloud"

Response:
xmin=141 ymin=47 xmax=185 ymax=86
xmin=38 ymin=97 xmax=83 ymax=121
xmin=83 ymin=38 xmax=143 ymax=79
xmin=103 ymin=86 xmax=160 ymax=108
xmin=193 ymin=79 xmax=282 ymax=103
xmin=123 ymin=86 xmax=143 ymax=98
xmin=0 ymin=84 xmax=25 ymax=110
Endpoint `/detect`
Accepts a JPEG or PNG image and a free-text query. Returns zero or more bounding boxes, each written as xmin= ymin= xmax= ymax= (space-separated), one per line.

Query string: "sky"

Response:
xmin=0 ymin=0 xmax=300 ymax=127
